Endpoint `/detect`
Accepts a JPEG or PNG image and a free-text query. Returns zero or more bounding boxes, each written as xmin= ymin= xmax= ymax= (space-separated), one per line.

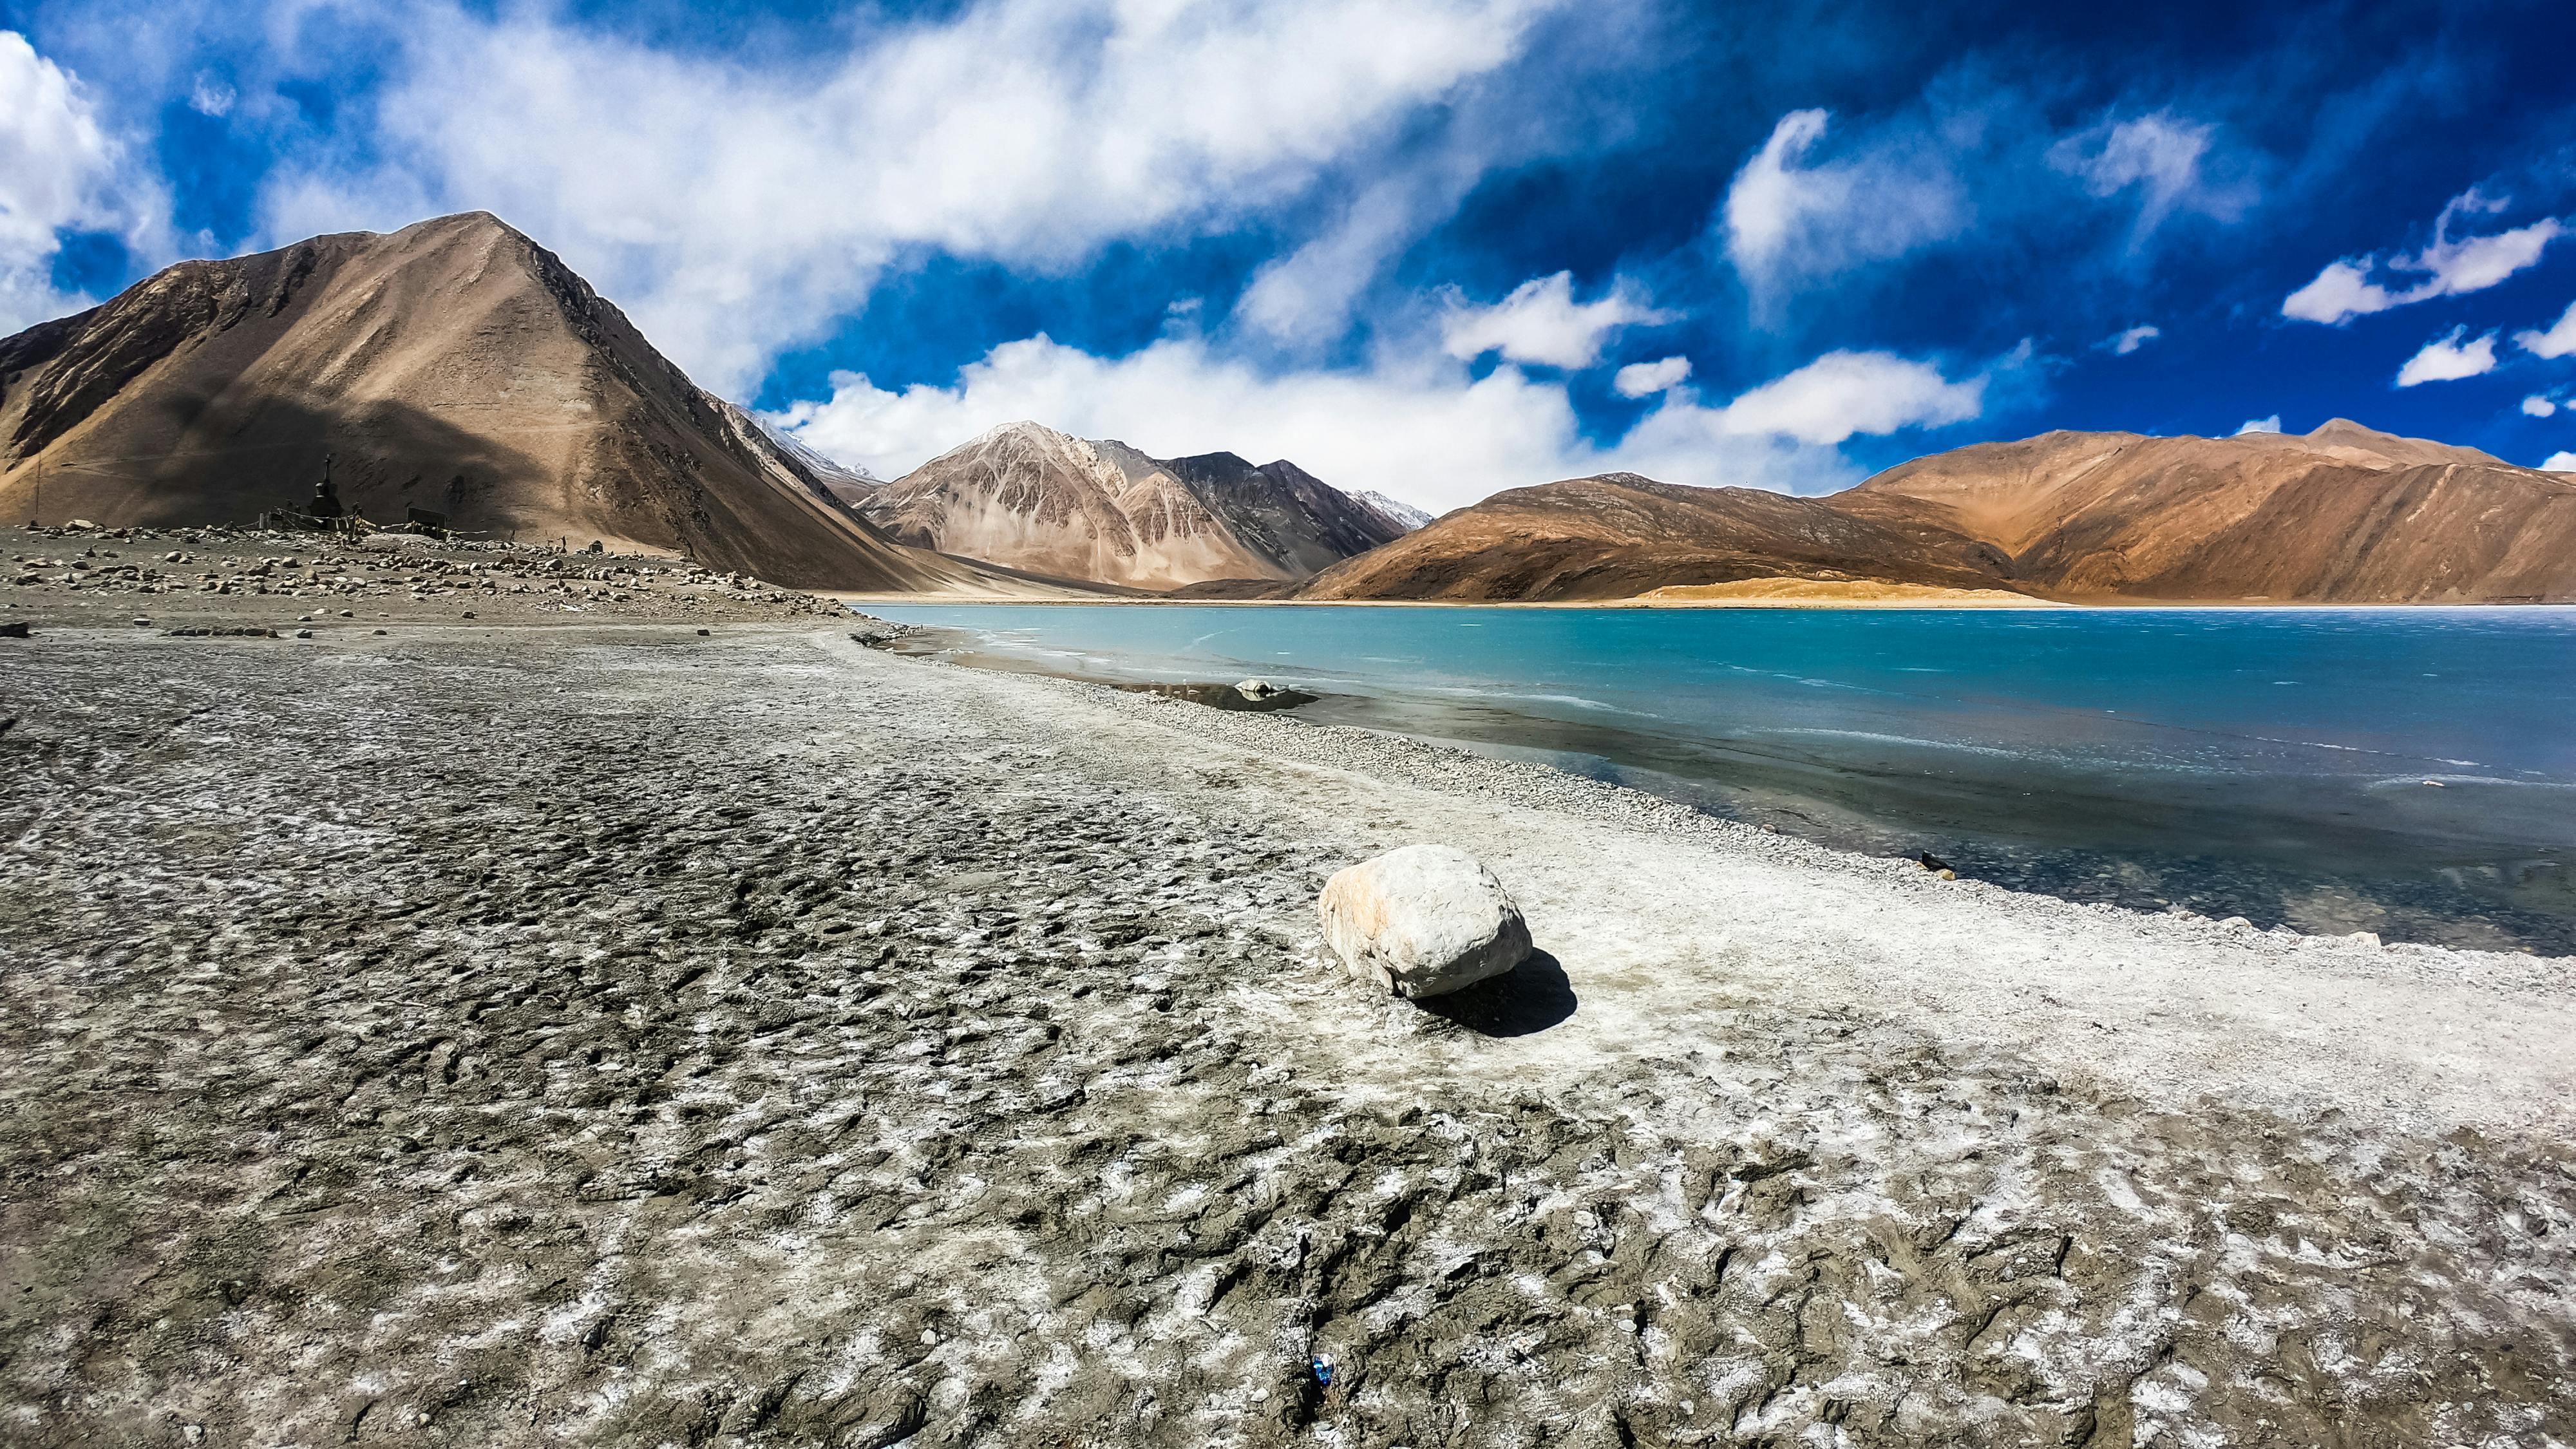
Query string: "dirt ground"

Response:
xmin=0 ymin=589 xmax=2570 ymax=1446
xmin=1 ymin=523 xmax=847 ymax=632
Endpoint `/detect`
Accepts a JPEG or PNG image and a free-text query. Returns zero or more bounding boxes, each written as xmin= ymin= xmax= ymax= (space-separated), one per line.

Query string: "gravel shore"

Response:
xmin=1 ymin=607 xmax=2570 ymax=1447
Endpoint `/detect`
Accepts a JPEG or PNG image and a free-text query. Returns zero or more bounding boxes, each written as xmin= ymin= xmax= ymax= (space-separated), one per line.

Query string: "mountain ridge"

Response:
xmin=862 ymin=420 xmax=1403 ymax=589
xmin=1298 ymin=420 xmax=2576 ymax=604
xmin=0 ymin=211 xmax=1001 ymax=592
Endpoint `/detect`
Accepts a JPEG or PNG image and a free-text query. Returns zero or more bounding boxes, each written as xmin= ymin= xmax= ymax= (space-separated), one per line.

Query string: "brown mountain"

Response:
xmin=1299 ymin=421 xmax=2576 ymax=604
xmin=1156 ymin=451 xmax=1411 ymax=575
xmin=1839 ymin=419 xmax=2576 ymax=601
xmin=1296 ymin=472 xmax=2013 ymax=601
xmin=864 ymin=422 xmax=1405 ymax=590
xmin=0 ymin=211 xmax=994 ymax=592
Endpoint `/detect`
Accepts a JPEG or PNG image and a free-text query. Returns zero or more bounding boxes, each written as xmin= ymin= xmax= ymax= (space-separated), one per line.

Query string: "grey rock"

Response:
xmin=1318 ymin=844 xmax=1531 ymax=998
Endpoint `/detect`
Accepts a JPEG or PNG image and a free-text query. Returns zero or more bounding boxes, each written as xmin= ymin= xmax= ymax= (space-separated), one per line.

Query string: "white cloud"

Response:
xmin=769 ymin=336 xmax=2000 ymax=509
xmin=2235 ymin=415 xmax=2281 ymax=435
xmin=2282 ymin=189 xmax=2564 ymax=325
xmin=2517 ymin=299 xmax=2576 ymax=359
xmin=0 ymin=31 xmax=166 ymax=333
xmin=1437 ymin=272 xmax=1675 ymax=368
xmin=186 ymin=72 xmax=235 ymax=118
xmin=2281 ymin=261 xmax=2402 ymax=325
xmin=2049 ymin=111 xmax=2253 ymax=240
xmin=2524 ymin=395 xmax=2558 ymax=418
xmin=1721 ymin=108 xmax=1968 ymax=299
xmin=1613 ymin=355 xmax=1692 ymax=397
xmin=2544 ymin=452 xmax=2576 ymax=473
xmin=265 ymin=0 xmax=1571 ymax=393
xmin=2103 ymin=325 xmax=2161 ymax=355
xmin=1696 ymin=348 xmax=1986 ymax=446
xmin=2394 ymin=327 xmax=2499 ymax=387
xmin=770 ymin=336 xmax=1611 ymax=513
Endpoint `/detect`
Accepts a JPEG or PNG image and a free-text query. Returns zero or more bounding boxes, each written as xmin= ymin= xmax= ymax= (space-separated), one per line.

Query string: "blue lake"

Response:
xmin=862 ymin=603 xmax=2576 ymax=953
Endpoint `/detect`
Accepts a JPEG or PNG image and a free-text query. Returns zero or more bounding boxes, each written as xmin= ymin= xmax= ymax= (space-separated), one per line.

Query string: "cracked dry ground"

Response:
xmin=1 ymin=626 xmax=2570 ymax=1448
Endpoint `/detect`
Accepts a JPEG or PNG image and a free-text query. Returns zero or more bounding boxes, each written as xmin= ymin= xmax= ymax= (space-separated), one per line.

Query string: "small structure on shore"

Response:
xmin=263 ymin=456 xmax=366 ymax=535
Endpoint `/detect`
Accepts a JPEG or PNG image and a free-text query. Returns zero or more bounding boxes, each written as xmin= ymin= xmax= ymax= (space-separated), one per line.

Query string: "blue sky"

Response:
xmin=4 ymin=0 xmax=2575 ymax=507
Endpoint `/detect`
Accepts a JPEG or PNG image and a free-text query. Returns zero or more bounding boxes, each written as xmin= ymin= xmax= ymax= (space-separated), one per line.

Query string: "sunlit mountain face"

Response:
xmin=8 ymin=0 xmax=2575 ymax=508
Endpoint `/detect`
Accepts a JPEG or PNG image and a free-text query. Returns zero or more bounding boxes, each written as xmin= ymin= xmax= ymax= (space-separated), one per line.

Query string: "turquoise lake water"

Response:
xmin=862 ymin=603 xmax=2576 ymax=953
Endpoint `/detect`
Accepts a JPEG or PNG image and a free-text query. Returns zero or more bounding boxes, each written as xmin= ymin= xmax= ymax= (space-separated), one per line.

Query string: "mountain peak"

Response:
xmin=0 ymin=211 xmax=976 ymax=591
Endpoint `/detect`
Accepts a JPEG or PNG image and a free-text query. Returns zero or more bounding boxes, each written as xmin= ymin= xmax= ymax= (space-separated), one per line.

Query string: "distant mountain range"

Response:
xmin=1301 ymin=421 xmax=2576 ymax=605
xmin=0 ymin=212 xmax=1009 ymax=591
xmin=853 ymin=421 xmax=1408 ymax=589
xmin=8 ymin=209 xmax=2569 ymax=607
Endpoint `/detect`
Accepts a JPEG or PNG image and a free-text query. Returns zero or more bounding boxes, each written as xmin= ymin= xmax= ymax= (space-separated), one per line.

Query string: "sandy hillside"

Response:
xmin=1628 ymin=576 xmax=2057 ymax=606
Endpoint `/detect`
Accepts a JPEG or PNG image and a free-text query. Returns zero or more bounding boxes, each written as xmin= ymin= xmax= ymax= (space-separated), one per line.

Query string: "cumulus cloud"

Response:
xmin=2282 ymin=189 xmax=2564 ymax=325
xmin=2280 ymin=261 xmax=2401 ymax=325
xmin=1437 ymin=272 xmax=1675 ymax=368
xmin=1613 ymin=355 xmax=1692 ymax=397
xmin=2235 ymin=415 xmax=2281 ymax=435
xmin=0 ymin=31 xmax=164 ymax=333
xmin=1694 ymin=349 xmax=1985 ymax=446
xmin=2103 ymin=325 xmax=2161 ymax=355
xmin=769 ymin=336 xmax=2000 ymax=509
xmin=2394 ymin=327 xmax=2499 ymax=387
xmin=2518 ymin=299 xmax=2576 ymax=359
xmin=1721 ymin=108 xmax=1968 ymax=300
xmin=2544 ymin=452 xmax=2576 ymax=473
xmin=264 ymin=0 xmax=1573 ymax=393
xmin=2524 ymin=395 xmax=2559 ymax=417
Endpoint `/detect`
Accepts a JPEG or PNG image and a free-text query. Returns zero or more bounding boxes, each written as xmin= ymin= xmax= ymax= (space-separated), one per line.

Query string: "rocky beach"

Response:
xmin=1 ymin=532 xmax=2573 ymax=1446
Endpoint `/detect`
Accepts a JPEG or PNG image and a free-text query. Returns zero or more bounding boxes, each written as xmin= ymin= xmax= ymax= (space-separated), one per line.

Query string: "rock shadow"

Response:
xmin=1414 ymin=950 xmax=1576 ymax=1037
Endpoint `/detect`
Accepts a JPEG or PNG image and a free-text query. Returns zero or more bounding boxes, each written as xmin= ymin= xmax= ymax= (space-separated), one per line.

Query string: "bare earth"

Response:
xmin=1625 ymin=578 xmax=2057 ymax=608
xmin=1 ymin=568 xmax=2571 ymax=1447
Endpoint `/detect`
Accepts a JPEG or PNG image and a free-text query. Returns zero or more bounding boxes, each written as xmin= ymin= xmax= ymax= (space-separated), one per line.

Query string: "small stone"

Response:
xmin=1318 ymin=844 xmax=1532 ymax=998
xmin=294 ymin=629 xmax=314 ymax=639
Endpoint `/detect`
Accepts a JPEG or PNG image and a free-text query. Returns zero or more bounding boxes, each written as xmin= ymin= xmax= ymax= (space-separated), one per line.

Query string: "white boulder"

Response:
xmin=1318 ymin=844 xmax=1531 ymax=998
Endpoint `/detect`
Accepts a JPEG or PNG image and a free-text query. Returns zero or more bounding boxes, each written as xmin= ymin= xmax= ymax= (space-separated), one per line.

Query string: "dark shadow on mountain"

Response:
xmin=33 ymin=390 xmax=552 ymax=536
xmin=1414 ymin=949 xmax=1575 ymax=1037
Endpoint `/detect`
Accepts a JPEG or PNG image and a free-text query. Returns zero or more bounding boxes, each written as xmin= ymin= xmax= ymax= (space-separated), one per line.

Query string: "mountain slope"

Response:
xmin=1354 ymin=490 xmax=1435 ymax=533
xmin=864 ymin=422 xmax=1404 ymax=589
xmin=1841 ymin=420 xmax=2576 ymax=601
xmin=1155 ymin=451 xmax=1408 ymax=576
xmin=0 ymin=212 xmax=990 ymax=592
xmin=1296 ymin=473 xmax=2013 ymax=601
xmin=1300 ymin=421 xmax=2576 ymax=605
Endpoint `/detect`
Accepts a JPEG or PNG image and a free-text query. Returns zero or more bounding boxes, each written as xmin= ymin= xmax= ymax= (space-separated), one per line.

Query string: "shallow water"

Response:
xmin=862 ymin=602 xmax=2576 ymax=953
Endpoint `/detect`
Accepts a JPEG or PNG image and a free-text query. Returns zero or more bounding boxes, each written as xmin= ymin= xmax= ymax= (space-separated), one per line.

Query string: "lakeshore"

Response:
xmin=1 ymin=580 xmax=2571 ymax=1445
